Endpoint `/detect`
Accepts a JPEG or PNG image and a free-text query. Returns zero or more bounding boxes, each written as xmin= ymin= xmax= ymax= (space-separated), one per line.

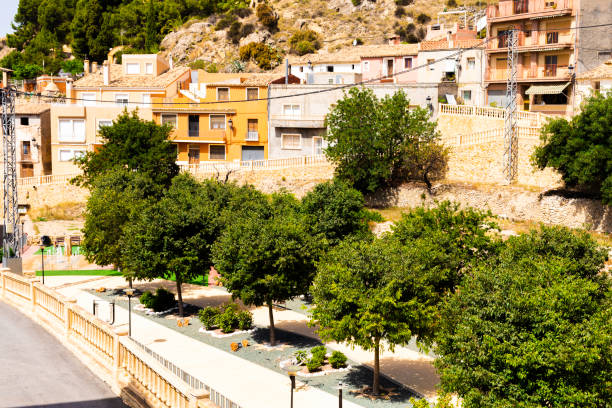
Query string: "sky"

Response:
xmin=1 ymin=0 xmax=19 ymax=38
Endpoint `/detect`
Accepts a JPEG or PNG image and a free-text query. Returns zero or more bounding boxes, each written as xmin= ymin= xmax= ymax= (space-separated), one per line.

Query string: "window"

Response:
xmin=115 ymin=94 xmax=129 ymax=106
xmin=351 ymin=64 xmax=355 ymax=70
xmin=58 ymin=119 xmax=85 ymax=142
xmin=161 ymin=114 xmax=177 ymax=128
xmin=189 ymin=115 xmax=199 ymax=137
xmin=247 ymin=119 xmax=258 ymax=141
xmin=544 ymin=55 xmax=558 ymax=77
xmin=462 ymin=90 xmax=472 ymax=101
xmin=545 ymin=1 xmax=556 ymax=7
xmin=363 ymin=61 xmax=370 ymax=72
xmin=126 ymin=63 xmax=140 ymax=74
xmin=59 ymin=149 xmax=86 ymax=162
xmin=145 ymin=63 xmax=153 ymax=74
xmin=281 ymin=134 xmax=301 ymax=150
xmin=217 ymin=88 xmax=229 ymax=101
xmin=328 ymin=78 xmax=334 ymax=84
xmin=209 ymin=145 xmax=226 ymax=160
xmin=546 ymin=31 xmax=559 ymax=44
xmin=498 ymin=30 xmax=509 ymax=48
xmin=598 ymin=51 xmax=612 ymax=61
xmin=82 ymin=93 xmax=96 ymax=107
xmin=404 ymin=57 xmax=413 ymax=69
xmin=299 ymin=66 xmax=304 ymax=72
xmin=282 ymin=104 xmax=300 ymax=117
xmin=210 ymin=114 xmax=226 ymax=129
xmin=327 ymin=66 xmax=334 ymax=72
xmin=427 ymin=59 xmax=435 ymax=70
xmin=142 ymin=94 xmax=151 ymax=107
xmin=313 ymin=136 xmax=323 ymax=155
xmin=22 ymin=141 xmax=30 ymax=158
xmin=593 ymin=81 xmax=601 ymax=91
xmin=97 ymin=119 xmax=112 ymax=130
xmin=467 ymin=57 xmax=476 ymax=69
xmin=246 ymin=88 xmax=259 ymax=100
xmin=20 ymin=117 xmax=29 ymax=126
xmin=514 ymin=0 xmax=528 ymax=14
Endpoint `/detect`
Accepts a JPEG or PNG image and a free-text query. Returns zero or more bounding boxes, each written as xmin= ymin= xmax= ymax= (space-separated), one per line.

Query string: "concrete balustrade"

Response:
xmin=0 ymin=269 xmax=211 ymax=408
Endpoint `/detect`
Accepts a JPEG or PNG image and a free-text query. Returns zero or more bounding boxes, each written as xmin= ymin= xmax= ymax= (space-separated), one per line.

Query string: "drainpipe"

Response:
xmin=285 ymin=59 xmax=289 ymax=85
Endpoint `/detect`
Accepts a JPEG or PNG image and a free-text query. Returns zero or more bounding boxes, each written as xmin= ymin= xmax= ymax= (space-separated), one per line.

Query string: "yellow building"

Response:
xmin=152 ymin=72 xmax=299 ymax=164
xmin=51 ymin=54 xmax=190 ymax=174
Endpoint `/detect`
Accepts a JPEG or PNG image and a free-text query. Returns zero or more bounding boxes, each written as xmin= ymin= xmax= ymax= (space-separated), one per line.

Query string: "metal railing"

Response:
xmin=245 ymin=131 xmax=259 ymax=141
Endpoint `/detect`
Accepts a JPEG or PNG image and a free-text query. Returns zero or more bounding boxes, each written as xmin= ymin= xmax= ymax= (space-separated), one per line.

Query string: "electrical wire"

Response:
xmin=13 ymin=22 xmax=612 ymax=106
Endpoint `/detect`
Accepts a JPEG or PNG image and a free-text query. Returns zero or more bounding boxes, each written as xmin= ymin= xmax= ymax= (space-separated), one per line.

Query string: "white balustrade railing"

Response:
xmin=439 ymin=103 xmax=549 ymax=125
xmin=17 ymin=173 xmax=77 ymax=187
xmin=441 ymin=126 xmax=543 ymax=146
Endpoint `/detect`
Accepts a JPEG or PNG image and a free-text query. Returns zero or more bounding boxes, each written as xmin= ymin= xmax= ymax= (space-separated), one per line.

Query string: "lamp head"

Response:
xmin=124 ymin=288 xmax=135 ymax=297
xmin=41 ymin=235 xmax=51 ymax=247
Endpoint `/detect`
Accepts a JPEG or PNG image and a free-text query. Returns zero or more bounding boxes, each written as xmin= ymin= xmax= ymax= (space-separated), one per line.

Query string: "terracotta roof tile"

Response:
xmin=289 ymin=44 xmax=418 ymax=65
xmin=73 ymin=65 xmax=189 ymax=89
xmin=420 ymin=39 xmax=483 ymax=51
xmin=577 ymin=59 xmax=612 ymax=80
xmin=15 ymin=103 xmax=50 ymax=115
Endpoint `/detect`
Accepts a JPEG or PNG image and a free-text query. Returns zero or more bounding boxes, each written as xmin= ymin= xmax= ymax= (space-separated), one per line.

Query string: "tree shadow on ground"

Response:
xmin=341 ymin=364 xmax=420 ymax=403
xmin=251 ymin=327 xmax=322 ymax=349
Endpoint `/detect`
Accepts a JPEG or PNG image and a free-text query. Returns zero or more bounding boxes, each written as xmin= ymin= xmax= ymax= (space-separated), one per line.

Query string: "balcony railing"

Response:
xmin=487 ymin=0 xmax=573 ymax=18
xmin=246 ymin=131 xmax=259 ymax=141
xmin=486 ymin=65 xmax=570 ymax=81
xmin=544 ymin=64 xmax=557 ymax=77
xmin=488 ymin=30 xmax=573 ymax=50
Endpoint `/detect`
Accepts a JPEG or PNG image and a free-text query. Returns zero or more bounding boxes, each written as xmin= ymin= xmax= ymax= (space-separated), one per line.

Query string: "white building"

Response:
xmin=575 ymin=58 xmax=612 ymax=109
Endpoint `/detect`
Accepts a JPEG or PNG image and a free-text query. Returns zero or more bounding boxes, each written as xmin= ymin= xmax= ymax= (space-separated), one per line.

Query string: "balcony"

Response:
xmin=269 ymin=114 xmax=326 ymax=129
xmin=246 ymin=131 xmax=259 ymax=141
xmin=487 ymin=0 xmax=573 ymax=20
xmin=170 ymin=129 xmax=226 ymax=143
xmin=487 ymin=30 xmax=574 ymax=52
xmin=485 ymin=65 xmax=571 ymax=82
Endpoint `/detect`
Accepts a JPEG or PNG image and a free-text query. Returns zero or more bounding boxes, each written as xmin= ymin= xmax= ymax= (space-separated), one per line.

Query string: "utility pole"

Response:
xmin=1 ymin=86 xmax=21 ymax=267
xmin=503 ymin=29 xmax=518 ymax=183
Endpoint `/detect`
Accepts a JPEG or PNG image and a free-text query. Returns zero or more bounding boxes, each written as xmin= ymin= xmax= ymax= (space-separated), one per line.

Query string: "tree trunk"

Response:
xmin=175 ymin=276 xmax=184 ymax=317
xmin=423 ymin=171 xmax=432 ymax=191
xmin=268 ymin=301 xmax=276 ymax=346
xmin=373 ymin=339 xmax=380 ymax=395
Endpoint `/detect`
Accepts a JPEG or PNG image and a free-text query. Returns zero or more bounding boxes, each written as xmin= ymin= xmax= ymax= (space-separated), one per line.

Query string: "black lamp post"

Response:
xmin=336 ymin=382 xmax=347 ymax=408
xmin=283 ymin=365 xmax=300 ymax=408
xmin=125 ymin=288 xmax=134 ymax=337
xmin=40 ymin=235 xmax=51 ymax=284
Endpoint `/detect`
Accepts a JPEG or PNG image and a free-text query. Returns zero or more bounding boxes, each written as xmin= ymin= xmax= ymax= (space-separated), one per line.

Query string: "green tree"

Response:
xmin=324 ymin=87 xmax=448 ymax=192
xmin=212 ymin=193 xmax=318 ymax=345
xmin=61 ymin=58 xmax=84 ymax=75
xmin=434 ymin=226 xmax=611 ymax=407
xmin=311 ymin=237 xmax=441 ymax=395
xmin=144 ymin=0 xmax=157 ymax=53
xmin=123 ymin=174 xmax=223 ymax=317
xmin=81 ymin=168 xmax=152 ymax=282
xmin=301 ymin=179 xmax=370 ymax=245
xmin=288 ymin=29 xmax=321 ymax=55
xmin=71 ymin=0 xmax=103 ymax=60
xmin=533 ymin=94 xmax=612 ymax=204
xmin=73 ymin=111 xmax=179 ymax=190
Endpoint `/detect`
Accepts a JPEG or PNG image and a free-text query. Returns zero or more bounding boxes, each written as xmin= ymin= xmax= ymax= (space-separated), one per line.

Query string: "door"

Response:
xmin=488 ymin=90 xmax=507 ymax=108
xmin=241 ymin=146 xmax=265 ymax=161
xmin=20 ymin=163 xmax=34 ymax=178
xmin=188 ymin=145 xmax=200 ymax=164
xmin=386 ymin=59 xmax=394 ymax=77
xmin=313 ymin=137 xmax=323 ymax=156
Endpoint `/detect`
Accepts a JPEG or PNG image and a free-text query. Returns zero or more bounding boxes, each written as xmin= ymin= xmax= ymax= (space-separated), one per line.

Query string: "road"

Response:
xmin=0 ymin=301 xmax=127 ymax=408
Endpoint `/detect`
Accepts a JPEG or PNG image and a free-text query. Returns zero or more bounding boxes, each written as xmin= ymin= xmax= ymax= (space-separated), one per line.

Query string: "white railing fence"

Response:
xmin=441 ymin=126 xmax=542 ymax=146
xmin=439 ymin=103 xmax=549 ymax=125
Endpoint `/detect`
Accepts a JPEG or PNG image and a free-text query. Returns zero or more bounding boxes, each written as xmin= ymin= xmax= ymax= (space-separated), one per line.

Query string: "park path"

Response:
xmin=52 ymin=275 xmax=439 ymax=404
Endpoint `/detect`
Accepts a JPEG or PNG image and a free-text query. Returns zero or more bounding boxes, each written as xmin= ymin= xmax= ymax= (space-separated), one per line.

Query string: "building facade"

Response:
xmin=50 ymin=54 xmax=189 ymax=174
xmin=153 ymin=72 xmax=299 ymax=164
xmin=268 ymin=83 xmax=439 ymax=159
xmin=15 ymin=104 xmax=51 ymax=178
xmin=360 ymin=44 xmax=419 ymax=84
xmin=575 ymin=58 xmax=612 ymax=108
xmin=485 ymin=0 xmax=579 ymax=115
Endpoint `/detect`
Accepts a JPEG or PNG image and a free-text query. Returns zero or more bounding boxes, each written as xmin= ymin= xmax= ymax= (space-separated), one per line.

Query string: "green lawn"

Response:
xmin=34 ymin=269 xmax=208 ymax=286
xmin=34 ymin=245 xmax=84 ymax=256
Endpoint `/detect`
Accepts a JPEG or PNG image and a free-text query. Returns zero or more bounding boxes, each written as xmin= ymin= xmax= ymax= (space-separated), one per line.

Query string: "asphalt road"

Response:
xmin=0 ymin=301 xmax=127 ymax=408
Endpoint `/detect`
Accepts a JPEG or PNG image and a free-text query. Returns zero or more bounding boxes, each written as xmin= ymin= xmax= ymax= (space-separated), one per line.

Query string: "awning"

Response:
xmin=525 ymin=82 xmax=570 ymax=95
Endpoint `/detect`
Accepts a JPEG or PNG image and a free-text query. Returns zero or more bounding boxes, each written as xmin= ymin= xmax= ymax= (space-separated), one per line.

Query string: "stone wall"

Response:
xmin=19 ymin=182 xmax=89 ymax=209
xmin=437 ymin=114 xmax=504 ymax=139
xmin=366 ymin=182 xmax=612 ymax=234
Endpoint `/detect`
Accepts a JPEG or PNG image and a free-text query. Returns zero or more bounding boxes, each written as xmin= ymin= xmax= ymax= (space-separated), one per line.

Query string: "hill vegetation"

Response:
xmin=2 ymin=0 xmax=486 ymax=77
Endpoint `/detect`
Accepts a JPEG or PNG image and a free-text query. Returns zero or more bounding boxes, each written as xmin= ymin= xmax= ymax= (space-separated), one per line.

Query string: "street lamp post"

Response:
xmin=283 ymin=365 xmax=301 ymax=408
xmin=40 ymin=235 xmax=51 ymax=285
xmin=336 ymin=382 xmax=347 ymax=408
xmin=125 ymin=288 xmax=134 ymax=337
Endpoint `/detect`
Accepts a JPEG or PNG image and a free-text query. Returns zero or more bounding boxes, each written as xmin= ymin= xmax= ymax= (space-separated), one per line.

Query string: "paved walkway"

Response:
xmin=54 ymin=276 xmax=439 ymax=406
xmin=0 ymin=301 xmax=126 ymax=408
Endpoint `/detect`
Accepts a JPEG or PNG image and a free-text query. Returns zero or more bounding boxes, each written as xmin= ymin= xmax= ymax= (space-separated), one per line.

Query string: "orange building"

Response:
xmin=152 ymin=72 xmax=299 ymax=164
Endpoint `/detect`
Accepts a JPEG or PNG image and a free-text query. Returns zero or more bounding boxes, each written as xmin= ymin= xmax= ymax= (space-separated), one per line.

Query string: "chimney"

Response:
xmin=84 ymin=59 xmax=90 ymax=74
xmin=66 ymin=78 xmax=73 ymax=104
xmin=103 ymin=61 xmax=110 ymax=86
xmin=91 ymin=61 xmax=98 ymax=73
xmin=388 ymin=35 xmax=400 ymax=45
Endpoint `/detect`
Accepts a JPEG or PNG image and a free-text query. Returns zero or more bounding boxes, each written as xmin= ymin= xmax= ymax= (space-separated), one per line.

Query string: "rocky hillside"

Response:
xmin=161 ymin=0 xmax=486 ymax=72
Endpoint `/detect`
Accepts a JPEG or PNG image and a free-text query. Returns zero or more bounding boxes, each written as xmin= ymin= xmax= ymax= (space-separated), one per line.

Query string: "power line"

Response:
xmin=17 ymin=37 xmax=494 ymax=106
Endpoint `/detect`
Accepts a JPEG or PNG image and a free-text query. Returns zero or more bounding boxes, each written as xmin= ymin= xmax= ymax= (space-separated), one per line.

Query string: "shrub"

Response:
xmin=351 ymin=0 xmax=362 ymax=5
xmin=293 ymin=350 xmax=309 ymax=365
xmin=395 ymin=0 xmax=414 ymax=5
xmin=329 ymin=351 xmax=348 ymax=368
xmin=241 ymin=23 xmax=255 ymax=38
xmin=256 ymin=3 xmax=278 ymax=31
xmin=416 ymin=13 xmax=431 ymax=24
xmin=311 ymin=345 xmax=327 ymax=361
xmin=237 ymin=310 xmax=253 ymax=330
xmin=289 ymin=30 xmax=321 ymax=55
xmin=232 ymin=7 xmax=253 ymax=18
xmin=139 ymin=291 xmax=154 ymax=308
xmin=395 ymin=6 xmax=406 ymax=17
xmin=239 ymin=42 xmax=282 ymax=70
xmin=218 ymin=309 xmax=238 ymax=333
xmin=215 ymin=14 xmax=237 ymax=30
xmin=139 ymin=288 xmax=175 ymax=312
xmin=227 ymin=21 xmax=244 ymax=44
xmin=198 ymin=306 xmax=220 ymax=330
xmin=446 ymin=0 xmax=458 ymax=7
xmin=354 ymin=38 xmax=364 ymax=45
xmin=306 ymin=355 xmax=324 ymax=372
